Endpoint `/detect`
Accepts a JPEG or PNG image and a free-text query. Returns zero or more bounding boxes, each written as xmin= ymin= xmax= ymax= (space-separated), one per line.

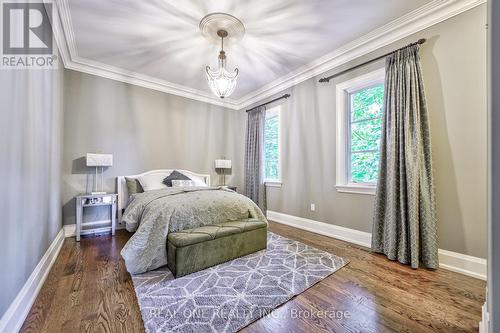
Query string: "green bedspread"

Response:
xmin=120 ymin=187 xmax=267 ymax=274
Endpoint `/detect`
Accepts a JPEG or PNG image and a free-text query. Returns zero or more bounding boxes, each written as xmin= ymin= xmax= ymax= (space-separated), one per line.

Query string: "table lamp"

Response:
xmin=86 ymin=153 xmax=113 ymax=194
xmin=215 ymin=159 xmax=231 ymax=186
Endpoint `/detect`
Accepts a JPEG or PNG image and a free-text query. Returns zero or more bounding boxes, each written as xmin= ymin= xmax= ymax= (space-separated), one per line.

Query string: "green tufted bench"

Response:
xmin=167 ymin=219 xmax=267 ymax=277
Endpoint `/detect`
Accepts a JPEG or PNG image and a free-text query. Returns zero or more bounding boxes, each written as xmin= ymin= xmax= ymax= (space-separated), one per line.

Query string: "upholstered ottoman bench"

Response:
xmin=167 ymin=219 xmax=267 ymax=277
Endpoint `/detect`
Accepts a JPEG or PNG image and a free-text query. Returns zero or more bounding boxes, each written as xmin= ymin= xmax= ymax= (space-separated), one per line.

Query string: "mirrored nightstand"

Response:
xmin=75 ymin=193 xmax=117 ymax=241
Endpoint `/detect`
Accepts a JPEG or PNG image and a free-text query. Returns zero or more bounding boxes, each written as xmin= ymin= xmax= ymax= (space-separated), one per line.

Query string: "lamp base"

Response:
xmin=91 ymin=191 xmax=107 ymax=195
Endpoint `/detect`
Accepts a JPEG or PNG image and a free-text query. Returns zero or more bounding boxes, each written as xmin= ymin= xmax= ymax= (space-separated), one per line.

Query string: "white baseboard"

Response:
xmin=479 ymin=301 xmax=489 ymax=333
xmin=63 ymin=224 xmax=76 ymax=237
xmin=267 ymin=210 xmax=372 ymax=248
xmin=438 ymin=249 xmax=487 ymax=280
xmin=267 ymin=210 xmax=487 ymax=280
xmin=0 ymin=228 xmax=65 ymax=333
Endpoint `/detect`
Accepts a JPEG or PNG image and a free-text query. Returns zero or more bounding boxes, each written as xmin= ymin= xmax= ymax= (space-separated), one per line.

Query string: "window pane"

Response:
xmin=264 ymin=114 xmax=279 ymax=180
xmin=348 ymin=83 xmax=384 ymax=184
xmin=351 ymin=151 xmax=380 ymax=183
xmin=351 ymin=118 xmax=382 ymax=152
xmin=351 ymin=84 xmax=384 ymax=122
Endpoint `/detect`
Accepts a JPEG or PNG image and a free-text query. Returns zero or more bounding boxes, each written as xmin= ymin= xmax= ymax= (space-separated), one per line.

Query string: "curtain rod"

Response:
xmin=246 ymin=94 xmax=291 ymax=112
xmin=318 ymin=38 xmax=426 ymax=83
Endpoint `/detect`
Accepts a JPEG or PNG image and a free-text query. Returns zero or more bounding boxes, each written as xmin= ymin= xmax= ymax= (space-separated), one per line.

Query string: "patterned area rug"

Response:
xmin=131 ymin=232 xmax=348 ymax=333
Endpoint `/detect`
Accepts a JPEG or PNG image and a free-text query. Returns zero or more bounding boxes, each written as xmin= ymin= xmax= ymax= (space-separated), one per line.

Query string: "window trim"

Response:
xmin=335 ymin=68 xmax=384 ymax=195
xmin=264 ymin=105 xmax=282 ymax=185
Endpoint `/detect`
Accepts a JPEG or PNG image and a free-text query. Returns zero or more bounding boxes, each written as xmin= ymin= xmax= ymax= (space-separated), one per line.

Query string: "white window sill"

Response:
xmin=265 ymin=181 xmax=282 ymax=188
xmin=335 ymin=184 xmax=376 ymax=195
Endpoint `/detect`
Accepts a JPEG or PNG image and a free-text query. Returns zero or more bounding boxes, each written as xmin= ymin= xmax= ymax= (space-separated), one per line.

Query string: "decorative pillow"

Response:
xmin=189 ymin=174 xmax=208 ymax=187
xmin=137 ymin=173 xmax=171 ymax=191
xmin=163 ymin=170 xmax=191 ymax=187
xmin=171 ymin=180 xmax=196 ymax=187
xmin=125 ymin=177 xmax=144 ymax=195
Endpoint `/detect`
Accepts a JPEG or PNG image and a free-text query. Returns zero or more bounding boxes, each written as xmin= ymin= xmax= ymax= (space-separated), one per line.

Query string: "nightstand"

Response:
xmin=218 ymin=185 xmax=237 ymax=192
xmin=75 ymin=193 xmax=117 ymax=241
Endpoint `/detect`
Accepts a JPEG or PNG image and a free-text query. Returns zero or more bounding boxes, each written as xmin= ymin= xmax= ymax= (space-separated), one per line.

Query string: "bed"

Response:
xmin=116 ymin=169 xmax=267 ymax=274
xmin=116 ymin=169 xmax=211 ymax=224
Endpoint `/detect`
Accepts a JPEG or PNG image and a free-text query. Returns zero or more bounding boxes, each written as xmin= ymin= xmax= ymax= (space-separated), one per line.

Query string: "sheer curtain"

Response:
xmin=244 ymin=106 xmax=267 ymax=213
xmin=371 ymin=44 xmax=438 ymax=269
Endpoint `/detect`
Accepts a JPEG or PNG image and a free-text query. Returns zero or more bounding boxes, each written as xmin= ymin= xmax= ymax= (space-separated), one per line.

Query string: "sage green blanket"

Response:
xmin=120 ymin=187 xmax=267 ymax=274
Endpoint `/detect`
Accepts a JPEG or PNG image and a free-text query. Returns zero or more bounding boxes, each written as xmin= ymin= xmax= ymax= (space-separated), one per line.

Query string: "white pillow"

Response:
xmin=171 ymin=180 xmax=196 ymax=187
xmin=189 ymin=174 xmax=208 ymax=187
xmin=137 ymin=172 xmax=171 ymax=191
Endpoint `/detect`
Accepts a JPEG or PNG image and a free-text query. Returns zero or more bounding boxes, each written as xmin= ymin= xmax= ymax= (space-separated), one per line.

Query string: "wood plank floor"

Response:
xmin=21 ymin=222 xmax=485 ymax=333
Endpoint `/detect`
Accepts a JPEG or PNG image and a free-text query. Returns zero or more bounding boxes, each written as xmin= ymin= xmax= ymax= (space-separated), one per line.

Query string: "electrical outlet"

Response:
xmin=310 ymin=203 xmax=316 ymax=212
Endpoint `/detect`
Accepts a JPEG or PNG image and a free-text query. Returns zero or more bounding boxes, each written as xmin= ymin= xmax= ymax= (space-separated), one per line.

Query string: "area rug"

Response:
xmin=131 ymin=232 xmax=348 ymax=333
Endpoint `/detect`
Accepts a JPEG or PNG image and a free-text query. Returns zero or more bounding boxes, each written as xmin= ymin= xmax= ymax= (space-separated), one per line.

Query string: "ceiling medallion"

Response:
xmin=200 ymin=13 xmax=245 ymax=99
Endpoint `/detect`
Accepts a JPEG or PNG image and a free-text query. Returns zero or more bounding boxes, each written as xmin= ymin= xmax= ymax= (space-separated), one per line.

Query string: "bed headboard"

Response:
xmin=116 ymin=169 xmax=211 ymax=223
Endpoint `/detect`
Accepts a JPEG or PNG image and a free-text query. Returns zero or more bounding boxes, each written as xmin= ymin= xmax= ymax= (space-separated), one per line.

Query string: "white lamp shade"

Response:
xmin=86 ymin=153 xmax=113 ymax=167
xmin=215 ymin=159 xmax=231 ymax=169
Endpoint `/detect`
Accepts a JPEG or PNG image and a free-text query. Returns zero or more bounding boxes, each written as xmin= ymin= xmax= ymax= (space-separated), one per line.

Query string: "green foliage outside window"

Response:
xmin=350 ymin=84 xmax=384 ymax=183
xmin=264 ymin=115 xmax=279 ymax=180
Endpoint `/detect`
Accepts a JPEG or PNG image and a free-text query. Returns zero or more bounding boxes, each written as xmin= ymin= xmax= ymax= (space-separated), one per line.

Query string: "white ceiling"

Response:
xmin=57 ymin=0 xmax=479 ymax=108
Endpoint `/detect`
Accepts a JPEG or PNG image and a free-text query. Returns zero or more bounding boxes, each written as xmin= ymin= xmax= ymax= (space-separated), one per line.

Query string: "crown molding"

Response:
xmin=52 ymin=0 xmax=485 ymax=111
xmin=51 ymin=0 xmax=240 ymax=110
xmin=66 ymin=56 xmax=241 ymax=109
xmin=236 ymin=0 xmax=486 ymax=109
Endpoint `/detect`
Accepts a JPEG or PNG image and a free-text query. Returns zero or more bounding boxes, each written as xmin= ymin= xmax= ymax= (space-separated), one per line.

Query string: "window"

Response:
xmin=348 ymin=84 xmax=384 ymax=184
xmin=335 ymin=68 xmax=384 ymax=194
xmin=264 ymin=106 xmax=281 ymax=185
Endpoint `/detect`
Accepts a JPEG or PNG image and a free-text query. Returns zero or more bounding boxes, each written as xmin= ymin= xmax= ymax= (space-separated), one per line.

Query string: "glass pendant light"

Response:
xmin=205 ymin=30 xmax=239 ymax=99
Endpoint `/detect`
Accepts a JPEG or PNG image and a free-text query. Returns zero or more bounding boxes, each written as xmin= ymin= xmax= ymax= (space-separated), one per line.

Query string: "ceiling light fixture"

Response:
xmin=200 ymin=13 xmax=245 ymax=99
xmin=205 ymin=30 xmax=238 ymax=99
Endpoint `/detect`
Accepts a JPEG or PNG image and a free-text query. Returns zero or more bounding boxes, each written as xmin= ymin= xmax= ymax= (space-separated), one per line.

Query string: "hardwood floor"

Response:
xmin=21 ymin=222 xmax=485 ymax=333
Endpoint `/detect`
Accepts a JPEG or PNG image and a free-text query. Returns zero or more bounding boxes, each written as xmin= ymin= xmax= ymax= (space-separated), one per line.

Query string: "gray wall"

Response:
xmin=489 ymin=0 xmax=499 ymax=330
xmin=0 ymin=63 xmax=64 ymax=315
xmin=62 ymin=70 xmax=246 ymax=227
xmin=262 ymin=5 xmax=487 ymax=258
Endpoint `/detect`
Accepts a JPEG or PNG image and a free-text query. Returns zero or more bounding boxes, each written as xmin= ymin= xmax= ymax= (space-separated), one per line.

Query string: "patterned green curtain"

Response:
xmin=371 ymin=44 xmax=438 ymax=269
